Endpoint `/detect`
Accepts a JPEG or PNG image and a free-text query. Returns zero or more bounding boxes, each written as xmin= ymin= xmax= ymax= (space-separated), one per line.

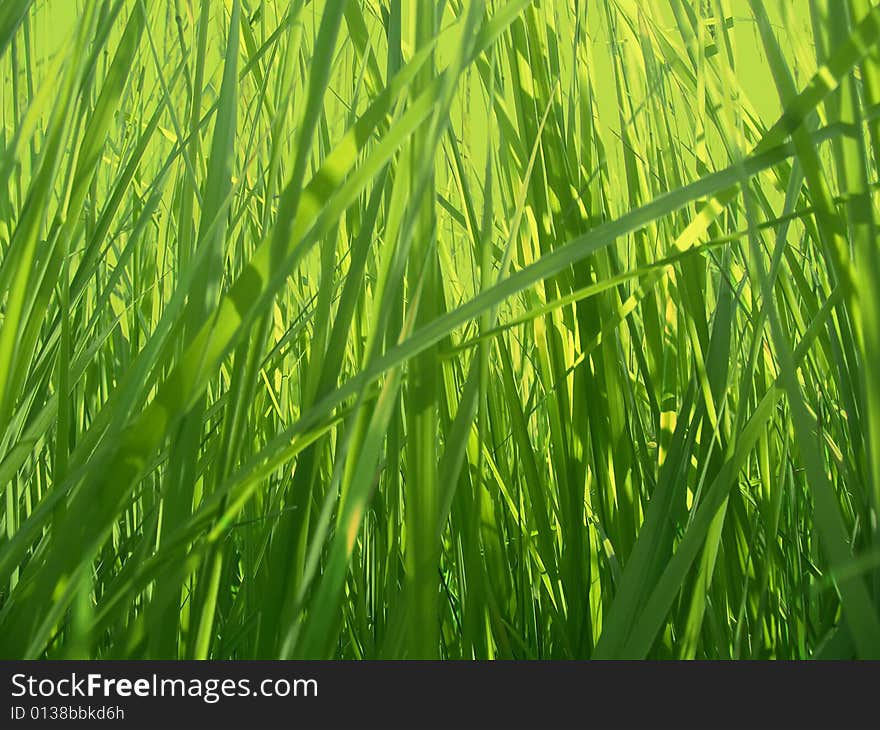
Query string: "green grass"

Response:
xmin=1 ymin=0 xmax=880 ymax=659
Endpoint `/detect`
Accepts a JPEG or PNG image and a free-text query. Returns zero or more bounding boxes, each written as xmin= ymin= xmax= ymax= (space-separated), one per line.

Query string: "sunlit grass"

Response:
xmin=1 ymin=0 xmax=880 ymax=659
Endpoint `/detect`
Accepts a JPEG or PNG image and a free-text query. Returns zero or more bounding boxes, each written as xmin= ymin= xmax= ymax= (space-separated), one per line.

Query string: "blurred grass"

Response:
xmin=1 ymin=0 xmax=880 ymax=659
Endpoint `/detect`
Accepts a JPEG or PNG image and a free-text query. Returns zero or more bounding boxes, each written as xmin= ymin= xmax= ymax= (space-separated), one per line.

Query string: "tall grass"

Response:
xmin=1 ymin=0 xmax=879 ymax=659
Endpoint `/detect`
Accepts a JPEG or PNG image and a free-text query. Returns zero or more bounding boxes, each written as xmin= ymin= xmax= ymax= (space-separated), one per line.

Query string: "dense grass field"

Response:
xmin=1 ymin=0 xmax=880 ymax=659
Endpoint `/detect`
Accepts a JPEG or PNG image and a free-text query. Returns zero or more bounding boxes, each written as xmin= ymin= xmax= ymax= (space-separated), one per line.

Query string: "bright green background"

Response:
xmin=1 ymin=0 xmax=880 ymax=659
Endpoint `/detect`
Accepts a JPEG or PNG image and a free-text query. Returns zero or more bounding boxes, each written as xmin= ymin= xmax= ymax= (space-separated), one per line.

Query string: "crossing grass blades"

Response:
xmin=1 ymin=0 xmax=880 ymax=659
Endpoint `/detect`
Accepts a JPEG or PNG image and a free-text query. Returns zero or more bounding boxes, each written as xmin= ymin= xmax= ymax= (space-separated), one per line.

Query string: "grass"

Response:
xmin=1 ymin=0 xmax=880 ymax=659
